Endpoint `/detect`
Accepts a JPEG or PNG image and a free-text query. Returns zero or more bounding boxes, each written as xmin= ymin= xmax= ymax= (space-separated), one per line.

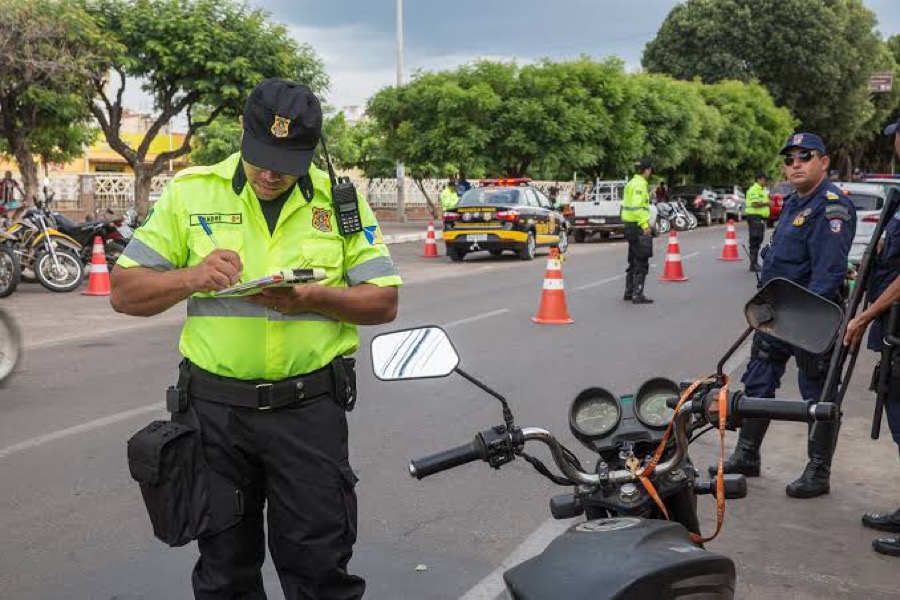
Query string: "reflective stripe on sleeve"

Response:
xmin=187 ymin=296 xmax=338 ymax=322
xmin=121 ymin=238 xmax=175 ymax=271
xmin=346 ymin=256 xmax=398 ymax=286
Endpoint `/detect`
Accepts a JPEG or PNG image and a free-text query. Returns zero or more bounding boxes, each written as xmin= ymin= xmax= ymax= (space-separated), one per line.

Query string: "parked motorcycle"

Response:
xmin=657 ymin=200 xmax=694 ymax=231
xmin=0 ymin=245 xmax=20 ymax=298
xmin=52 ymin=209 xmax=127 ymax=269
xmin=0 ymin=199 xmax=84 ymax=292
xmin=371 ymin=278 xmax=843 ymax=600
xmin=0 ymin=308 xmax=21 ymax=385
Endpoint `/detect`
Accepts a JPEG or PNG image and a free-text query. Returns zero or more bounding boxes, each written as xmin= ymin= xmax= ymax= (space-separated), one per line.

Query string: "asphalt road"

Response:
xmin=1 ymin=225 xmax=898 ymax=599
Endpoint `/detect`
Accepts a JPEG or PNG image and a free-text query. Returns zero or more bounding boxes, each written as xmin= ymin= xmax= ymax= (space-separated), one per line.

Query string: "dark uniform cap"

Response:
xmin=755 ymin=171 xmax=768 ymax=180
xmin=780 ymin=132 xmax=826 ymax=155
xmin=884 ymin=117 xmax=900 ymax=136
xmin=241 ymin=78 xmax=323 ymax=178
xmin=636 ymin=159 xmax=653 ymax=172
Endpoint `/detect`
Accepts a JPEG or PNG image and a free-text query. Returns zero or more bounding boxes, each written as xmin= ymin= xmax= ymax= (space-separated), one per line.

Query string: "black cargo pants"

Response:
xmin=174 ymin=382 xmax=365 ymax=600
xmin=623 ymin=222 xmax=652 ymax=278
xmin=747 ymin=215 xmax=766 ymax=266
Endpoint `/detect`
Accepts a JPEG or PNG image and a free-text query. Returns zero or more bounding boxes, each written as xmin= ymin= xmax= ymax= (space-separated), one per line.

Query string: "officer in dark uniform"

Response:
xmin=844 ymin=116 xmax=900 ymax=556
xmin=715 ymin=133 xmax=856 ymax=498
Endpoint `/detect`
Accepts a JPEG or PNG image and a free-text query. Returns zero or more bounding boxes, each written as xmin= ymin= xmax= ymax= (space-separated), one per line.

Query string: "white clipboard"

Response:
xmin=213 ymin=268 xmax=327 ymax=297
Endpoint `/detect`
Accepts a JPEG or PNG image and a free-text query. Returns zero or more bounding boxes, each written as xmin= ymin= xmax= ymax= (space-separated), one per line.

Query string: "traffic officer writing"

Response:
xmin=717 ymin=133 xmax=855 ymax=500
xmin=114 ymin=79 xmax=400 ymax=600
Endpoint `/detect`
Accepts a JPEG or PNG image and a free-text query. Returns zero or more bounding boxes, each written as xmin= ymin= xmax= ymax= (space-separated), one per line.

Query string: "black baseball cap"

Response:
xmin=637 ymin=159 xmax=653 ymax=172
xmin=780 ymin=132 xmax=826 ymax=155
xmin=241 ymin=78 xmax=322 ymax=178
xmin=755 ymin=171 xmax=768 ymax=180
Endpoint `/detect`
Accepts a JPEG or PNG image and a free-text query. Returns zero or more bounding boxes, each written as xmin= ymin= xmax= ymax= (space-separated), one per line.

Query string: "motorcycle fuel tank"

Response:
xmin=503 ymin=518 xmax=734 ymax=600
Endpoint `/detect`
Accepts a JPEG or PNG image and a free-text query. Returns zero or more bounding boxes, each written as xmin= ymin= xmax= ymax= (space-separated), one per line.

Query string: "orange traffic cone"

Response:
xmin=659 ymin=231 xmax=689 ymax=282
xmin=423 ymin=221 xmax=439 ymax=258
xmin=532 ymin=247 xmax=573 ymax=324
xmin=719 ymin=220 xmax=741 ymax=261
xmin=82 ymin=235 xmax=111 ymax=296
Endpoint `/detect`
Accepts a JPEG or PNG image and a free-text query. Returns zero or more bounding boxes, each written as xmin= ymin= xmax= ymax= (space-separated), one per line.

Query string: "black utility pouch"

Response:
xmin=127 ymin=420 xmax=210 ymax=547
xmin=634 ymin=233 xmax=654 ymax=259
xmin=332 ymin=357 xmax=358 ymax=412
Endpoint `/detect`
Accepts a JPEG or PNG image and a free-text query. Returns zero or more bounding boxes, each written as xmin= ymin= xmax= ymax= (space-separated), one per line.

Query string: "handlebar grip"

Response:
xmin=737 ymin=398 xmax=837 ymax=423
xmin=409 ymin=441 xmax=482 ymax=480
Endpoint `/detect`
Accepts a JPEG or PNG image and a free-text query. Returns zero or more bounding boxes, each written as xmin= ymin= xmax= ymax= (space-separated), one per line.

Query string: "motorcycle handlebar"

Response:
xmin=409 ymin=441 xmax=483 ymax=480
xmin=735 ymin=397 xmax=837 ymax=423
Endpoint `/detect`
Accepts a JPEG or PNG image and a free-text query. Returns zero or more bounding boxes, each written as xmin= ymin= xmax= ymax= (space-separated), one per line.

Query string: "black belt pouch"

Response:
xmin=127 ymin=420 xmax=209 ymax=547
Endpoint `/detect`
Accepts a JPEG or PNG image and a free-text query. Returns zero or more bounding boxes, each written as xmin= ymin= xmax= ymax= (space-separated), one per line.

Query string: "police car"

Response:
xmin=442 ymin=178 xmax=568 ymax=261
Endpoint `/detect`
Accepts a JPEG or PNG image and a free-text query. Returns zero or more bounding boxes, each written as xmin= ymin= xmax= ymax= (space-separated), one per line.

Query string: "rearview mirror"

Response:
xmin=371 ymin=326 xmax=460 ymax=381
xmin=744 ymin=278 xmax=843 ymax=355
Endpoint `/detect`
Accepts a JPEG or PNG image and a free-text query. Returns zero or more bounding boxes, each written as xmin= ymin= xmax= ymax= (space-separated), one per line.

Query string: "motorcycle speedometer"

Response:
xmin=634 ymin=378 xmax=679 ymax=430
xmin=569 ymin=387 xmax=621 ymax=440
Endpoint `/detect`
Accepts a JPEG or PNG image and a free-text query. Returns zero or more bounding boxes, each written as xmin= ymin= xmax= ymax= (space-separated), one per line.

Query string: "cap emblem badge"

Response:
xmin=271 ymin=115 xmax=291 ymax=138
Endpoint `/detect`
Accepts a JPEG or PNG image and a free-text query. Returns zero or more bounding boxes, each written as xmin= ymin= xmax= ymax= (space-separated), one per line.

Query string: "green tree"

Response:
xmin=643 ymin=0 xmax=884 ymax=155
xmin=189 ymin=109 xmax=241 ymax=166
xmin=0 ymin=0 xmax=106 ymax=200
xmin=82 ymin=0 xmax=328 ymax=216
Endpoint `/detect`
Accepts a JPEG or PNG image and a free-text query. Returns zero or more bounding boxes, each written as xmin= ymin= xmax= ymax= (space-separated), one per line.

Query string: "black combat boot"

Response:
xmin=785 ymin=425 xmax=832 ymax=498
xmin=863 ymin=508 xmax=900 ymax=533
xmin=623 ymin=273 xmax=634 ymax=301
xmin=632 ymin=273 xmax=654 ymax=305
xmin=862 ymin=448 xmax=900 ymax=532
xmin=709 ymin=418 xmax=769 ymax=477
xmin=873 ymin=536 xmax=900 ymax=556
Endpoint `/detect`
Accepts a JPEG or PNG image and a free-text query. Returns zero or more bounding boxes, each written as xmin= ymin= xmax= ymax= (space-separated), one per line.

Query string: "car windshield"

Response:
xmin=845 ymin=193 xmax=883 ymax=212
xmin=459 ymin=187 xmax=521 ymax=206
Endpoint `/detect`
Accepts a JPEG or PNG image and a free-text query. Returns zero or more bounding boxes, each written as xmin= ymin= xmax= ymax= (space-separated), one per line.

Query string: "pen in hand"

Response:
xmin=198 ymin=215 xmax=241 ymax=284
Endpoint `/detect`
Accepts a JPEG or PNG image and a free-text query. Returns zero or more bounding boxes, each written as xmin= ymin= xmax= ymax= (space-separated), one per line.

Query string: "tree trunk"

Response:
xmin=414 ymin=178 xmax=439 ymax=219
xmin=10 ymin=136 xmax=40 ymax=206
xmin=133 ymin=164 xmax=153 ymax=219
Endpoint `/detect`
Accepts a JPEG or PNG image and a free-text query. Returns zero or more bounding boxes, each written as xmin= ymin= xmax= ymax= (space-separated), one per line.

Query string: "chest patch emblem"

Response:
xmin=801 ymin=208 xmax=812 ymax=217
xmin=312 ymin=207 xmax=333 ymax=233
xmin=792 ymin=216 xmax=806 ymax=227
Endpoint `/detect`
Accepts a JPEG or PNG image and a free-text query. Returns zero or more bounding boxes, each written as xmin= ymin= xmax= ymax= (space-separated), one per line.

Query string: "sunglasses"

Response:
xmin=782 ymin=150 xmax=819 ymax=166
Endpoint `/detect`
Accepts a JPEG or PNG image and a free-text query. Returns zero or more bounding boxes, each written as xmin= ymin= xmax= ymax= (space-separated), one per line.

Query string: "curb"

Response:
xmin=383 ymin=231 xmax=443 ymax=245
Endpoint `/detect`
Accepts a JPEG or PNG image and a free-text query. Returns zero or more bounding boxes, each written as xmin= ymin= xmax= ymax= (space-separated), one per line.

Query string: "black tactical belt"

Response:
xmin=187 ymin=362 xmax=335 ymax=411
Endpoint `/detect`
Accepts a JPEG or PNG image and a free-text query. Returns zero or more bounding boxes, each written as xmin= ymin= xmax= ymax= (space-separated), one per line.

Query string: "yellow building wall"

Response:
xmin=0 ymin=132 xmax=190 ymax=175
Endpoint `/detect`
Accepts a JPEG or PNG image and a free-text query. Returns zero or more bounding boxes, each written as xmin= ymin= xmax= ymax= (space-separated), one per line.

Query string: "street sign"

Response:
xmin=869 ymin=72 xmax=893 ymax=93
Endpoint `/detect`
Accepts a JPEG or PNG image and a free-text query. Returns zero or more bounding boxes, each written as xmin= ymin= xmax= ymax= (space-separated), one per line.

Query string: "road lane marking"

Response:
xmin=0 ymin=403 xmax=166 ymax=460
xmin=458 ymin=518 xmax=574 ymax=600
xmin=458 ymin=332 xmax=754 ymax=599
xmin=2 ymin=309 xmax=510 ymax=461
xmin=444 ymin=309 xmax=510 ymax=329
xmin=572 ymin=274 xmax=625 ymax=291
xmin=682 ymin=251 xmax=700 ymax=260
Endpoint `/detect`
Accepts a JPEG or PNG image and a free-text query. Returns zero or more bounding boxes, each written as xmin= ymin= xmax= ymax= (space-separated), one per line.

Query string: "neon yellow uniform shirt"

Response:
xmin=117 ymin=153 xmax=402 ymax=380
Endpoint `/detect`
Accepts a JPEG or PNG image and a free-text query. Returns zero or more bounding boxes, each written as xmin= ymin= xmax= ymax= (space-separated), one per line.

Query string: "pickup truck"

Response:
xmin=567 ymin=180 xmax=657 ymax=242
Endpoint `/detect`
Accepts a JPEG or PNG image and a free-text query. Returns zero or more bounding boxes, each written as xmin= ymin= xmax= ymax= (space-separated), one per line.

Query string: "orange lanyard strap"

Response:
xmin=636 ymin=376 xmax=729 ymax=544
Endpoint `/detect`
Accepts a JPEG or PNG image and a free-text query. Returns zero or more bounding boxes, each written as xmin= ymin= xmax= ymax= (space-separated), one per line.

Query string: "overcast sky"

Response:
xmin=262 ymin=0 xmax=900 ymax=109
xmin=125 ymin=0 xmax=900 ymax=119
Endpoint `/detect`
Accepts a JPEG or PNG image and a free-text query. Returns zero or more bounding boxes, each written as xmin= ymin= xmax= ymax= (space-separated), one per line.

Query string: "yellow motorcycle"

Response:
xmin=0 ymin=201 xmax=84 ymax=292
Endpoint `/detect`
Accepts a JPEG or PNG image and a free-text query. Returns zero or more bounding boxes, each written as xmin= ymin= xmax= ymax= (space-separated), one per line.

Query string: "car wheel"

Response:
xmin=519 ymin=232 xmax=536 ymax=261
xmin=573 ymin=229 xmax=586 ymax=243
xmin=703 ymin=210 xmax=712 ymax=226
xmin=556 ymin=230 xmax=569 ymax=254
xmin=448 ymin=246 xmax=466 ymax=262
xmin=489 ymin=249 xmax=503 ymax=257
xmin=599 ymin=231 xmax=611 ymax=240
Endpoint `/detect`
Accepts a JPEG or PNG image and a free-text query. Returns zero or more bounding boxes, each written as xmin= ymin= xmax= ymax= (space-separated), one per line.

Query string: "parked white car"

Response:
xmin=836 ymin=182 xmax=889 ymax=263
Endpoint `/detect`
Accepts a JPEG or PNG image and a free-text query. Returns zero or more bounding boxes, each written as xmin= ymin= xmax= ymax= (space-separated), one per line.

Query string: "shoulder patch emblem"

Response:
xmin=826 ymin=192 xmax=840 ymax=201
xmin=829 ymin=219 xmax=842 ymax=233
xmin=825 ymin=203 xmax=851 ymax=222
xmin=363 ymin=225 xmax=383 ymax=245
xmin=312 ymin=207 xmax=333 ymax=233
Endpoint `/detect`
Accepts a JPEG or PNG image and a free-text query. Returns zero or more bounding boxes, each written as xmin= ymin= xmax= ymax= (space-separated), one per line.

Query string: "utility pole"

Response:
xmin=395 ymin=0 xmax=407 ymax=222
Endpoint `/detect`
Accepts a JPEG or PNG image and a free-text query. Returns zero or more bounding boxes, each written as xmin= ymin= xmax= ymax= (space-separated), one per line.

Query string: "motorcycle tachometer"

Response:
xmin=569 ymin=387 xmax=621 ymax=439
xmin=634 ymin=378 xmax=679 ymax=429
